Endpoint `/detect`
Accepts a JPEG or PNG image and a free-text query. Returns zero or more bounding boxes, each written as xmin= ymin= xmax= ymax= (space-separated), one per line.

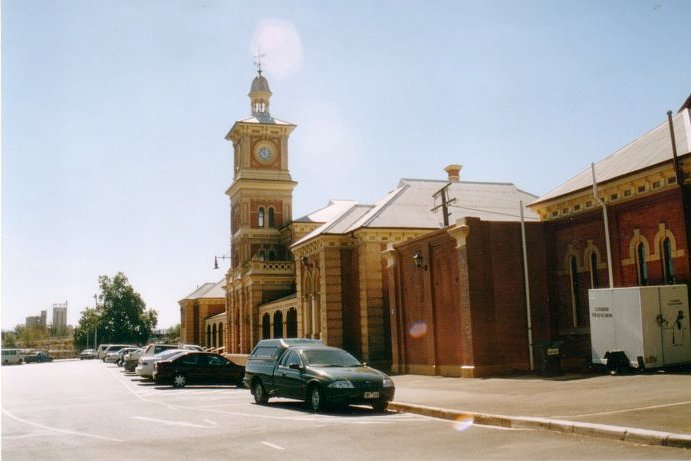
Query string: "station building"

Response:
xmin=180 ymin=70 xmax=690 ymax=376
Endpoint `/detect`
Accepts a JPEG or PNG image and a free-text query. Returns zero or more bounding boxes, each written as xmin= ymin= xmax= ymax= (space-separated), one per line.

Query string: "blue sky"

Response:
xmin=2 ymin=0 xmax=690 ymax=331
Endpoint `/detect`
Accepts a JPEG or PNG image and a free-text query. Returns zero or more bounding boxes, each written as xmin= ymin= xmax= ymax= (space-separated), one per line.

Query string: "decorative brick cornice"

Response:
xmin=531 ymin=162 xmax=683 ymax=222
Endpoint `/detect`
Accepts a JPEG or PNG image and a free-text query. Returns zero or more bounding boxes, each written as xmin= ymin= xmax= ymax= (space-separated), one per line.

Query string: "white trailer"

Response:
xmin=588 ymin=285 xmax=691 ymax=372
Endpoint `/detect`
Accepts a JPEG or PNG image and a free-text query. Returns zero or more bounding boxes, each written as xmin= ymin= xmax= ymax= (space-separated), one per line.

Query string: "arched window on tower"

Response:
xmin=258 ymin=207 xmax=265 ymax=228
xmin=661 ymin=237 xmax=676 ymax=284
xmin=268 ymin=208 xmax=275 ymax=228
xmin=636 ymin=242 xmax=649 ymax=286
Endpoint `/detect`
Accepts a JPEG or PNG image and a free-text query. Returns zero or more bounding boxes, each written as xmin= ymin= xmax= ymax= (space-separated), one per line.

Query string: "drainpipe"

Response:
xmin=592 ymin=163 xmax=614 ymax=288
xmin=519 ymin=201 xmax=535 ymax=371
xmin=668 ymin=110 xmax=690 ymax=256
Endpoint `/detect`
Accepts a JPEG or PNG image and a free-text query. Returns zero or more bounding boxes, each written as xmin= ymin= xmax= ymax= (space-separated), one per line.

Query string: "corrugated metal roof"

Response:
xmin=294 ymin=200 xmax=359 ymax=223
xmin=291 ymin=177 xmax=539 ymax=249
xmin=533 ymin=108 xmax=691 ymax=205
xmin=179 ymin=279 xmax=225 ymax=302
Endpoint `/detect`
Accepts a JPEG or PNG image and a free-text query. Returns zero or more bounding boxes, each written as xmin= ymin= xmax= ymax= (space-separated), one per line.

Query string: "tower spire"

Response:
xmin=253 ymin=51 xmax=266 ymax=75
xmin=249 ymin=54 xmax=272 ymax=118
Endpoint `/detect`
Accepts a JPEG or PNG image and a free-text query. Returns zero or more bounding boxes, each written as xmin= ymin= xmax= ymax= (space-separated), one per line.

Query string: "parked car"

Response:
xmin=243 ymin=338 xmax=395 ymax=412
xmin=153 ymin=351 xmax=244 ymax=388
xmin=129 ymin=343 xmax=203 ymax=374
xmin=24 ymin=351 xmax=54 ymax=363
xmin=80 ymin=348 xmax=97 ymax=360
xmin=135 ymin=349 xmax=187 ymax=379
xmin=96 ymin=344 xmax=111 ymax=360
xmin=105 ymin=347 xmax=139 ymax=365
xmin=100 ymin=344 xmax=137 ymax=362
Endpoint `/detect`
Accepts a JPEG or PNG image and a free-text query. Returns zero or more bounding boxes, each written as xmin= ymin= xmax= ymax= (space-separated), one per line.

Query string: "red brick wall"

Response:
xmin=546 ymin=188 xmax=690 ymax=363
xmin=391 ymin=219 xmax=551 ymax=376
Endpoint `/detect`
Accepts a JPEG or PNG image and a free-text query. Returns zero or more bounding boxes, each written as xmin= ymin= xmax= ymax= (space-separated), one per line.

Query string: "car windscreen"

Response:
xmin=301 ymin=349 xmax=361 ymax=367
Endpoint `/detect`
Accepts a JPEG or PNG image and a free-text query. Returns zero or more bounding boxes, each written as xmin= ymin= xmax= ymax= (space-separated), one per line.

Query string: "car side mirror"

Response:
xmin=289 ymin=363 xmax=302 ymax=370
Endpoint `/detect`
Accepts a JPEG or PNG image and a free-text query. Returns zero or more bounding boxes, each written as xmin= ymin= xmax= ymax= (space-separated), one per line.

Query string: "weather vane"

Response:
xmin=253 ymin=51 xmax=266 ymax=75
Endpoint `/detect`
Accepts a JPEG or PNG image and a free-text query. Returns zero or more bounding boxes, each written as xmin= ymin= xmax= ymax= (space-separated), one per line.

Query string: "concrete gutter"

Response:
xmin=388 ymin=402 xmax=691 ymax=449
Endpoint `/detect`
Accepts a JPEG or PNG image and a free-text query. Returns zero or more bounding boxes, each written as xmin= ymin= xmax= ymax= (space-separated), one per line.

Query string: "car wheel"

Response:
xmin=372 ymin=399 xmax=388 ymax=412
xmin=307 ymin=385 xmax=324 ymax=412
xmin=253 ymin=381 xmax=268 ymax=404
xmin=172 ymin=373 xmax=187 ymax=388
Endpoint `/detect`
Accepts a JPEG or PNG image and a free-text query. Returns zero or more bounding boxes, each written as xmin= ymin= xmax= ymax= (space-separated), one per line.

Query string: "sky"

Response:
xmin=2 ymin=0 xmax=690 ymax=331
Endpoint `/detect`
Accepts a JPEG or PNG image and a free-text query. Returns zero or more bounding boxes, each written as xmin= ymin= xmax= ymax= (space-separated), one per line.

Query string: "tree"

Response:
xmin=73 ymin=308 xmax=99 ymax=350
xmin=3 ymin=331 xmax=18 ymax=348
xmin=74 ymin=272 xmax=158 ymax=348
xmin=164 ymin=324 xmax=181 ymax=343
xmin=15 ymin=323 xmax=47 ymax=348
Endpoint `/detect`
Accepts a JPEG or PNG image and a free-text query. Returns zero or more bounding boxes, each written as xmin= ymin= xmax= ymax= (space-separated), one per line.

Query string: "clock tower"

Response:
xmin=224 ymin=69 xmax=298 ymax=353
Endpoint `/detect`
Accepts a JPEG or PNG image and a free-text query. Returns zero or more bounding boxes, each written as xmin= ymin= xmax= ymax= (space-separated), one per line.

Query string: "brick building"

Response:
xmin=385 ymin=96 xmax=691 ymax=377
xmin=179 ymin=280 xmax=225 ymax=347
xmin=529 ymin=98 xmax=691 ymax=363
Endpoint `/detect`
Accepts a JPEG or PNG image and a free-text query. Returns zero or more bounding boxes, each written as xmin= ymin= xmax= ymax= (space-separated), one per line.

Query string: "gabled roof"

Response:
xmin=532 ymin=107 xmax=691 ymax=206
xmin=179 ymin=279 xmax=225 ymax=303
xmin=294 ymin=200 xmax=359 ymax=224
xmin=291 ymin=178 xmax=538 ymax=249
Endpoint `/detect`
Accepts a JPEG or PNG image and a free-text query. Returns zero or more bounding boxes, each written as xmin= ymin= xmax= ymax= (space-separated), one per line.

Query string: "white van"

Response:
xmin=2 ymin=348 xmax=26 ymax=365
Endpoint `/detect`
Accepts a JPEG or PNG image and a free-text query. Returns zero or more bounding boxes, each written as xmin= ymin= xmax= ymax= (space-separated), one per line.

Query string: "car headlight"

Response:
xmin=328 ymin=380 xmax=355 ymax=389
xmin=382 ymin=378 xmax=394 ymax=388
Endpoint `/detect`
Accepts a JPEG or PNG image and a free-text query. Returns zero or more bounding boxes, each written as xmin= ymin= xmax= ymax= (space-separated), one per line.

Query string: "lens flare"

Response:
xmin=251 ymin=19 xmax=303 ymax=78
xmin=453 ymin=415 xmax=474 ymax=432
xmin=408 ymin=321 xmax=428 ymax=339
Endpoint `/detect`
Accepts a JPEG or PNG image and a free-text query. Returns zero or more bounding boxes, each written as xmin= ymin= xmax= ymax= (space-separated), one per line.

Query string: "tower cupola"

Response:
xmin=249 ymin=70 xmax=272 ymax=117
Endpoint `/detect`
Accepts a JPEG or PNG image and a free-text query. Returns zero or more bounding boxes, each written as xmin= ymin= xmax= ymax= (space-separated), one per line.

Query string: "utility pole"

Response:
xmin=432 ymin=183 xmax=457 ymax=226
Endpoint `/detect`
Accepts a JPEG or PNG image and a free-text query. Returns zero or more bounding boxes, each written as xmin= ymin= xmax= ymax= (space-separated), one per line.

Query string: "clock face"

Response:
xmin=257 ymin=146 xmax=273 ymax=162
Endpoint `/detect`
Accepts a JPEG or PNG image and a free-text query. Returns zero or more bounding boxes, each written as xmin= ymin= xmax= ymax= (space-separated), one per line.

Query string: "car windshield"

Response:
xmin=301 ymin=349 xmax=361 ymax=367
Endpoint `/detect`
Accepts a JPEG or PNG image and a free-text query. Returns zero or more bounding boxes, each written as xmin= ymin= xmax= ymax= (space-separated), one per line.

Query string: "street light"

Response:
xmin=213 ymin=255 xmax=230 ymax=270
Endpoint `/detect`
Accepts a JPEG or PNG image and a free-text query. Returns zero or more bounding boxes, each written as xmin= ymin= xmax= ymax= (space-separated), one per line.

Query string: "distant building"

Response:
xmin=52 ymin=302 xmax=68 ymax=335
xmin=26 ymin=310 xmax=47 ymax=328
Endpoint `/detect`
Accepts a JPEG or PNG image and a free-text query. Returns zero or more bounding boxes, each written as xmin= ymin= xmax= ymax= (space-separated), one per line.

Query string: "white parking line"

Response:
xmin=2 ymin=407 xmax=123 ymax=442
xmin=131 ymin=416 xmax=217 ymax=428
xmin=261 ymin=441 xmax=285 ymax=450
xmin=552 ymin=400 xmax=691 ymax=419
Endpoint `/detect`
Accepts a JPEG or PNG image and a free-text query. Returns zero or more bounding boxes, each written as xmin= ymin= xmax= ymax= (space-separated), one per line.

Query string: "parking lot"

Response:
xmin=3 ymin=359 xmax=690 ymax=460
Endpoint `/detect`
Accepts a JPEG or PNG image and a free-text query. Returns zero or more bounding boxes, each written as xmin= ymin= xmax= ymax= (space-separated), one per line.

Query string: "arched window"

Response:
xmin=268 ymin=249 xmax=276 ymax=261
xmin=569 ymin=255 xmax=580 ymax=327
xmin=589 ymin=252 xmax=600 ymax=288
xmin=258 ymin=207 xmax=265 ymax=227
xmin=257 ymin=250 xmax=266 ymax=261
xmin=206 ymin=325 xmax=211 ymax=348
xmin=273 ymin=311 xmax=283 ymax=339
xmin=636 ymin=242 xmax=648 ymax=286
xmin=287 ymin=308 xmax=298 ymax=338
xmin=212 ymin=324 xmax=217 ymax=348
xmin=218 ymin=322 xmax=224 ymax=349
xmin=268 ymin=208 xmax=275 ymax=228
xmin=262 ymin=313 xmax=271 ymax=339
xmin=661 ymin=237 xmax=676 ymax=284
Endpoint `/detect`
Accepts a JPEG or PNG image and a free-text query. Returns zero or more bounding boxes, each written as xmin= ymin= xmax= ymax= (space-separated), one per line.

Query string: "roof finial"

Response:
xmin=253 ymin=51 xmax=266 ymax=75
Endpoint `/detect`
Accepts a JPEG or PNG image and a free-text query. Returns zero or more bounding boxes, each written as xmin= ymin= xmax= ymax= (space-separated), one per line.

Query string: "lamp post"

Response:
xmin=93 ymin=294 xmax=98 ymax=349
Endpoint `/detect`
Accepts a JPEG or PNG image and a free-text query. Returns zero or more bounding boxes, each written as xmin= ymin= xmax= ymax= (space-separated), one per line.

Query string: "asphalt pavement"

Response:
xmin=388 ymin=369 xmax=691 ymax=449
